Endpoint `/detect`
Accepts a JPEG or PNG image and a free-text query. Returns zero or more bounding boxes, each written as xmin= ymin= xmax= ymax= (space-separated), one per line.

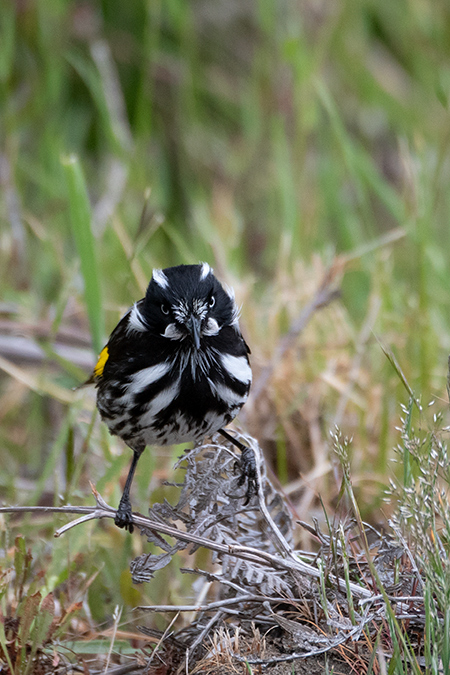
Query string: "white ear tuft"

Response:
xmin=152 ymin=268 xmax=169 ymax=289
xmin=199 ymin=262 xmax=212 ymax=280
xmin=224 ymin=283 xmax=235 ymax=301
xmin=127 ymin=303 xmax=148 ymax=333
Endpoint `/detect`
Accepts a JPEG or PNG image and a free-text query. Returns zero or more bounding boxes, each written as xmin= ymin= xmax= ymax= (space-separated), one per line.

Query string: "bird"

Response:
xmin=89 ymin=263 xmax=252 ymax=532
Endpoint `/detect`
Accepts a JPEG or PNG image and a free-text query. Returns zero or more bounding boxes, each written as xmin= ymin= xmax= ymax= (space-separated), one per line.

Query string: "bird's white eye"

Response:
xmin=161 ymin=304 xmax=170 ymax=315
xmin=209 ymin=296 xmax=215 ymax=308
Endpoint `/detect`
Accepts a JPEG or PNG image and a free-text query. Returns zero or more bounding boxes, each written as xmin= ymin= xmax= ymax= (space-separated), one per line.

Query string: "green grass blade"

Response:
xmin=375 ymin=335 xmax=422 ymax=413
xmin=62 ymin=154 xmax=104 ymax=354
xmin=0 ymin=1 xmax=15 ymax=84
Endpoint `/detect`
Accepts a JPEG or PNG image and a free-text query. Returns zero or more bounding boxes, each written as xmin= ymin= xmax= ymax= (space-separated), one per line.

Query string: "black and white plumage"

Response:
xmin=91 ymin=263 xmax=252 ymax=531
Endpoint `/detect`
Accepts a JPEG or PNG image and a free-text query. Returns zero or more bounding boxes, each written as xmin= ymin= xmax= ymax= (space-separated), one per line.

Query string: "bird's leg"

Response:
xmin=218 ymin=428 xmax=258 ymax=504
xmin=218 ymin=428 xmax=247 ymax=453
xmin=115 ymin=445 xmax=144 ymax=533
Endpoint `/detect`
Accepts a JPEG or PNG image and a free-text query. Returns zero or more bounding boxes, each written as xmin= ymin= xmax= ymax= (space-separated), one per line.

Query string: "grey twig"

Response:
xmin=188 ymin=609 xmax=224 ymax=656
xmin=144 ymin=611 xmax=180 ymax=670
xmin=238 ymin=620 xmax=369 ymax=666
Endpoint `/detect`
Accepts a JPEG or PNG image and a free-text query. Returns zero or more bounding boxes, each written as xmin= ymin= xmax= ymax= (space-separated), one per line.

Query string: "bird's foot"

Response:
xmin=219 ymin=428 xmax=259 ymax=504
xmin=237 ymin=445 xmax=258 ymax=505
xmin=115 ymin=496 xmax=134 ymax=533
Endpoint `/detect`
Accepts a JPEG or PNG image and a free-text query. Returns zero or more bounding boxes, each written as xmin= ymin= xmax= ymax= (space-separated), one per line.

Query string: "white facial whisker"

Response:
xmin=162 ymin=323 xmax=185 ymax=340
xmin=193 ymin=298 xmax=208 ymax=319
xmin=202 ymin=317 xmax=220 ymax=336
xmin=173 ymin=301 xmax=189 ymax=323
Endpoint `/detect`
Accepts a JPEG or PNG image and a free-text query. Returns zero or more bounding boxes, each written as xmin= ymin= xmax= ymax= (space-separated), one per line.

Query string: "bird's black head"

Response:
xmin=139 ymin=263 xmax=238 ymax=347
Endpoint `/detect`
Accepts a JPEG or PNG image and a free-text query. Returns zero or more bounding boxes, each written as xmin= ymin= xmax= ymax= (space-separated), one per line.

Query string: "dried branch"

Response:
xmin=251 ymin=263 xmax=341 ymax=401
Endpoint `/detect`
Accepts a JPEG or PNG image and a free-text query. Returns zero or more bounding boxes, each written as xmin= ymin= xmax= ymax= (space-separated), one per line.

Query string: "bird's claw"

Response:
xmin=115 ymin=497 xmax=134 ymax=533
xmin=237 ymin=445 xmax=258 ymax=505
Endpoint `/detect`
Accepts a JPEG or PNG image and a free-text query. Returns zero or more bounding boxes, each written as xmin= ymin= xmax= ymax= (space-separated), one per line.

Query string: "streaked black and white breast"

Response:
xmin=94 ymin=263 xmax=251 ymax=450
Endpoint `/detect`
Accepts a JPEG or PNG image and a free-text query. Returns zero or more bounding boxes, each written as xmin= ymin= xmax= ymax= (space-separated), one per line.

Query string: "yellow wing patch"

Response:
xmin=94 ymin=346 xmax=109 ymax=378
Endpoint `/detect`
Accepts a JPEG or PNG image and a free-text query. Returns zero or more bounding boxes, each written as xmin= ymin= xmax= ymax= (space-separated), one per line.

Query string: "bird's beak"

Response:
xmin=187 ymin=315 xmax=201 ymax=349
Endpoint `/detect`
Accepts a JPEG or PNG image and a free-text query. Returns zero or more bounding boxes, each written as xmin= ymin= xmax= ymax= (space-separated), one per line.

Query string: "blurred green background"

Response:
xmin=2 ymin=0 xmax=450 ymax=630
